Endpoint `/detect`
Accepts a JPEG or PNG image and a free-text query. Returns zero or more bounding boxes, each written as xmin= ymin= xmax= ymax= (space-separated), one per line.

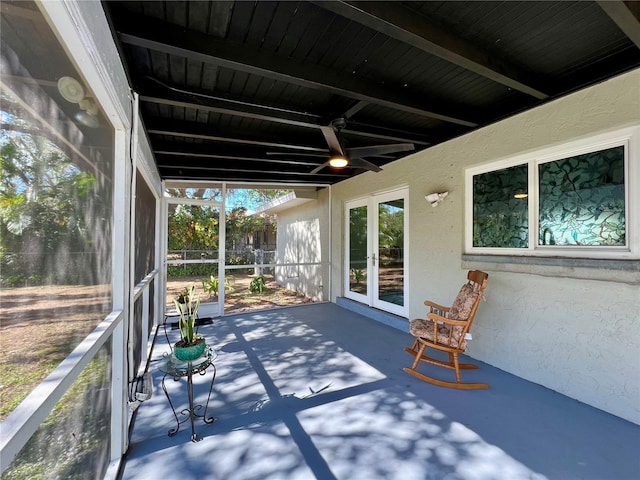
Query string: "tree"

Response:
xmin=165 ymin=189 xmax=283 ymax=275
xmin=167 ymin=204 xmax=219 ymax=252
xmin=246 ymin=189 xmax=290 ymax=205
xmin=378 ymin=203 xmax=404 ymax=262
xmin=0 ymin=108 xmax=100 ymax=286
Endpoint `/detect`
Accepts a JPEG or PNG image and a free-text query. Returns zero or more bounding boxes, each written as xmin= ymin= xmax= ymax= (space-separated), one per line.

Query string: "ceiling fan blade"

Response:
xmin=346 ymin=143 xmax=415 ymax=159
xmin=310 ymin=161 xmax=330 ymax=174
xmin=320 ymin=125 xmax=345 ymax=156
xmin=350 ymin=158 xmax=383 ymax=172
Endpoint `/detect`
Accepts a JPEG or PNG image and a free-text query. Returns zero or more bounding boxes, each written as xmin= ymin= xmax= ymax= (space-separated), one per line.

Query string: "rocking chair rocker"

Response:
xmin=404 ymin=270 xmax=489 ymax=389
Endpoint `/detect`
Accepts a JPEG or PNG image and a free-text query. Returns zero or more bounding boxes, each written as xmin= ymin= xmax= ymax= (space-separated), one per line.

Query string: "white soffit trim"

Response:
xmin=253 ymin=189 xmax=318 ymax=215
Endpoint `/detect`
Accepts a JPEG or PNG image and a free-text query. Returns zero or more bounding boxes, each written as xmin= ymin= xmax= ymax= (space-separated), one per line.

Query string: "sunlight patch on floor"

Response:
xmin=295 ymin=388 xmax=547 ymax=480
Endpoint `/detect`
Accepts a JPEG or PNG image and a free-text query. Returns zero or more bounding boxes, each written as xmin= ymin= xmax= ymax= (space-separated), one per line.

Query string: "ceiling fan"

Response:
xmin=268 ymin=118 xmax=415 ymax=174
xmin=309 ymin=118 xmax=415 ymax=174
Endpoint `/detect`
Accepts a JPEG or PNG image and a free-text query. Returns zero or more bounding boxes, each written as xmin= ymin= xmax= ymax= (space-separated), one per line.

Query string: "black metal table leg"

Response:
xmin=161 ymin=372 xmax=181 ymax=437
xmin=200 ymin=364 xmax=217 ymax=425
xmin=158 ymin=347 xmax=218 ymax=442
xmin=186 ymin=370 xmax=198 ymax=441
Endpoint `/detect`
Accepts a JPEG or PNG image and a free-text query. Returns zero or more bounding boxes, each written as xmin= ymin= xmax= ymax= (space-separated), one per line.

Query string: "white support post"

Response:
xmin=111 ymin=126 xmax=132 ymax=462
xmin=160 ymin=181 xmax=168 ymax=324
xmin=127 ymin=93 xmax=139 ymax=389
xmin=155 ymin=184 xmax=162 ymax=328
xmin=219 ymin=183 xmax=227 ymax=315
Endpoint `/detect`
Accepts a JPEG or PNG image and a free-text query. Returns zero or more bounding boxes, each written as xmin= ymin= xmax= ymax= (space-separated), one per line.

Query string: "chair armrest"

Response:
xmin=427 ymin=312 xmax=469 ymax=327
xmin=424 ymin=300 xmax=450 ymax=314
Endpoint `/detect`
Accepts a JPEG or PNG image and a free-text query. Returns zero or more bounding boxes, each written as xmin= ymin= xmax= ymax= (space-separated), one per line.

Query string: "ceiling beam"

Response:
xmin=141 ymin=94 xmax=318 ymax=129
xmin=148 ymin=128 xmax=325 ymax=152
xmin=159 ymin=164 xmax=349 ymax=178
xmin=313 ymin=1 xmax=549 ymax=100
xmin=139 ymin=78 xmax=323 ymax=130
xmin=145 ymin=119 xmax=328 ymax=152
xmin=114 ymin=10 xmax=478 ymax=127
xmin=153 ymin=142 xmax=323 ymax=166
xmin=140 ymin=90 xmax=433 ymax=146
xmin=156 ymin=152 xmax=320 ymax=167
xmin=342 ymin=123 xmax=432 ymax=145
xmin=598 ymin=1 xmax=640 ymax=49
xmin=160 ymin=171 xmax=335 ymax=185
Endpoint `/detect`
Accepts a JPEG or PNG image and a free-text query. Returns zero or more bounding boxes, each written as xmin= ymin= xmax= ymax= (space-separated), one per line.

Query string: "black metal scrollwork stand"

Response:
xmin=160 ymin=347 xmax=217 ymax=442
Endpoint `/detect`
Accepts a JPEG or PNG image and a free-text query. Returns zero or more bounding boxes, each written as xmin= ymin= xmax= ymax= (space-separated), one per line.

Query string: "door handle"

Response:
xmin=371 ymin=253 xmax=376 ymax=266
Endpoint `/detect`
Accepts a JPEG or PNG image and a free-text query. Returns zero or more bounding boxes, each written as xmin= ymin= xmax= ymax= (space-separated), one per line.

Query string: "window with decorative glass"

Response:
xmin=466 ymin=127 xmax=638 ymax=259
xmin=472 ymin=164 xmax=529 ymax=248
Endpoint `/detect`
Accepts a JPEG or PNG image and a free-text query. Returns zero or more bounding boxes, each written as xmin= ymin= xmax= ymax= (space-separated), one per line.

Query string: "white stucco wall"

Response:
xmin=274 ymin=188 xmax=330 ymax=301
xmin=329 ymin=68 xmax=640 ymax=424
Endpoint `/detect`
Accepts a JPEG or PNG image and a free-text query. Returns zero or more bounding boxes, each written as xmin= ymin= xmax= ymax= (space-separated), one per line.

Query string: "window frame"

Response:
xmin=0 ymin=1 xmax=140 ymax=476
xmin=465 ymin=126 xmax=639 ymax=259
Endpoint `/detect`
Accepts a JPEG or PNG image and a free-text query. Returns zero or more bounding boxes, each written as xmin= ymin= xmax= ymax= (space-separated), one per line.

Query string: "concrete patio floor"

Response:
xmin=119 ymin=303 xmax=640 ymax=480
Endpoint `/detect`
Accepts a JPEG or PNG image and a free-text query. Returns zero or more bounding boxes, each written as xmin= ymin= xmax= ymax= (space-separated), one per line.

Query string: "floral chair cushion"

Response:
xmin=449 ymin=283 xmax=480 ymax=320
xmin=409 ymin=282 xmax=481 ymax=349
xmin=409 ymin=318 xmax=467 ymax=349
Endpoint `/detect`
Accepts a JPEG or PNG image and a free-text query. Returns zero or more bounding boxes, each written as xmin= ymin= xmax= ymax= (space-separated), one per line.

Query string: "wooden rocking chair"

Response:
xmin=404 ymin=270 xmax=489 ymax=389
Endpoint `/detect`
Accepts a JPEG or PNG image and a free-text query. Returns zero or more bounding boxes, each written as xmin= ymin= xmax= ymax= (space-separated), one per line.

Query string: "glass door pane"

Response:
xmin=374 ymin=196 xmax=406 ymax=314
xmin=344 ymin=190 xmax=407 ymax=316
xmin=347 ymin=204 xmax=369 ymax=300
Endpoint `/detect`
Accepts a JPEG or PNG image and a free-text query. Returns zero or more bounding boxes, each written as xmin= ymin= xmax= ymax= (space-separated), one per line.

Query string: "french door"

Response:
xmin=345 ymin=188 xmax=408 ymax=317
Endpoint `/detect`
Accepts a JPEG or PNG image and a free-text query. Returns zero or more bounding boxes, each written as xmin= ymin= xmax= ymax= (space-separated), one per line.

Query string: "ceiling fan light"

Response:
xmin=328 ymin=156 xmax=348 ymax=168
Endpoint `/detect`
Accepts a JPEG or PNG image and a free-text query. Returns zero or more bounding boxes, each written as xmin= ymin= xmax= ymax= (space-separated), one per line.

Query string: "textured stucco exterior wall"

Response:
xmin=329 ymin=69 xmax=640 ymax=424
xmin=274 ymin=188 xmax=330 ymax=301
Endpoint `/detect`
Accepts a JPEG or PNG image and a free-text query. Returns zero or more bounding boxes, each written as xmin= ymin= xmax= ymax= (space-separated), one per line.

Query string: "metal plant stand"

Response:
xmin=158 ymin=346 xmax=217 ymax=442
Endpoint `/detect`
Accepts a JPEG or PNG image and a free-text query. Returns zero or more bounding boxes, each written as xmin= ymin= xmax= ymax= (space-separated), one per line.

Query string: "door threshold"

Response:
xmin=336 ymin=297 xmax=409 ymax=333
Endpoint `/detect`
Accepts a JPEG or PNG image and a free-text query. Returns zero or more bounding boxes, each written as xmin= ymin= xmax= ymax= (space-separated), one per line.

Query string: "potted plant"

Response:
xmin=175 ymin=286 xmax=191 ymax=306
xmin=173 ymin=285 xmax=206 ymax=361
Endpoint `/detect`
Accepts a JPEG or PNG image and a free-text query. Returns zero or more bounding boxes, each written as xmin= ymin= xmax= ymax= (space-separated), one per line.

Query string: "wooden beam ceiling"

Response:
xmin=312 ymin=1 xmax=550 ymax=100
xmin=139 ymin=83 xmax=433 ymax=146
xmin=147 ymin=129 xmax=324 ymax=152
xmin=114 ymin=10 xmax=478 ymax=127
xmin=102 ymin=0 xmax=640 ymax=185
xmin=152 ymin=142 xmax=323 ymax=167
xmin=598 ymin=1 xmax=640 ymax=49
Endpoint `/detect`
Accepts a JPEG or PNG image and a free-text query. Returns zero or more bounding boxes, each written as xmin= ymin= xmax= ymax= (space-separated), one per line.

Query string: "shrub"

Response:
xmin=248 ymin=275 xmax=267 ymax=294
xmin=202 ymin=275 xmax=233 ymax=295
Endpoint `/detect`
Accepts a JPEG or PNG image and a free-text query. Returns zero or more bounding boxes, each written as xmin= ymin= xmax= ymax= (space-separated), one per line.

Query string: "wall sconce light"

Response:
xmin=425 ymin=191 xmax=449 ymax=207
